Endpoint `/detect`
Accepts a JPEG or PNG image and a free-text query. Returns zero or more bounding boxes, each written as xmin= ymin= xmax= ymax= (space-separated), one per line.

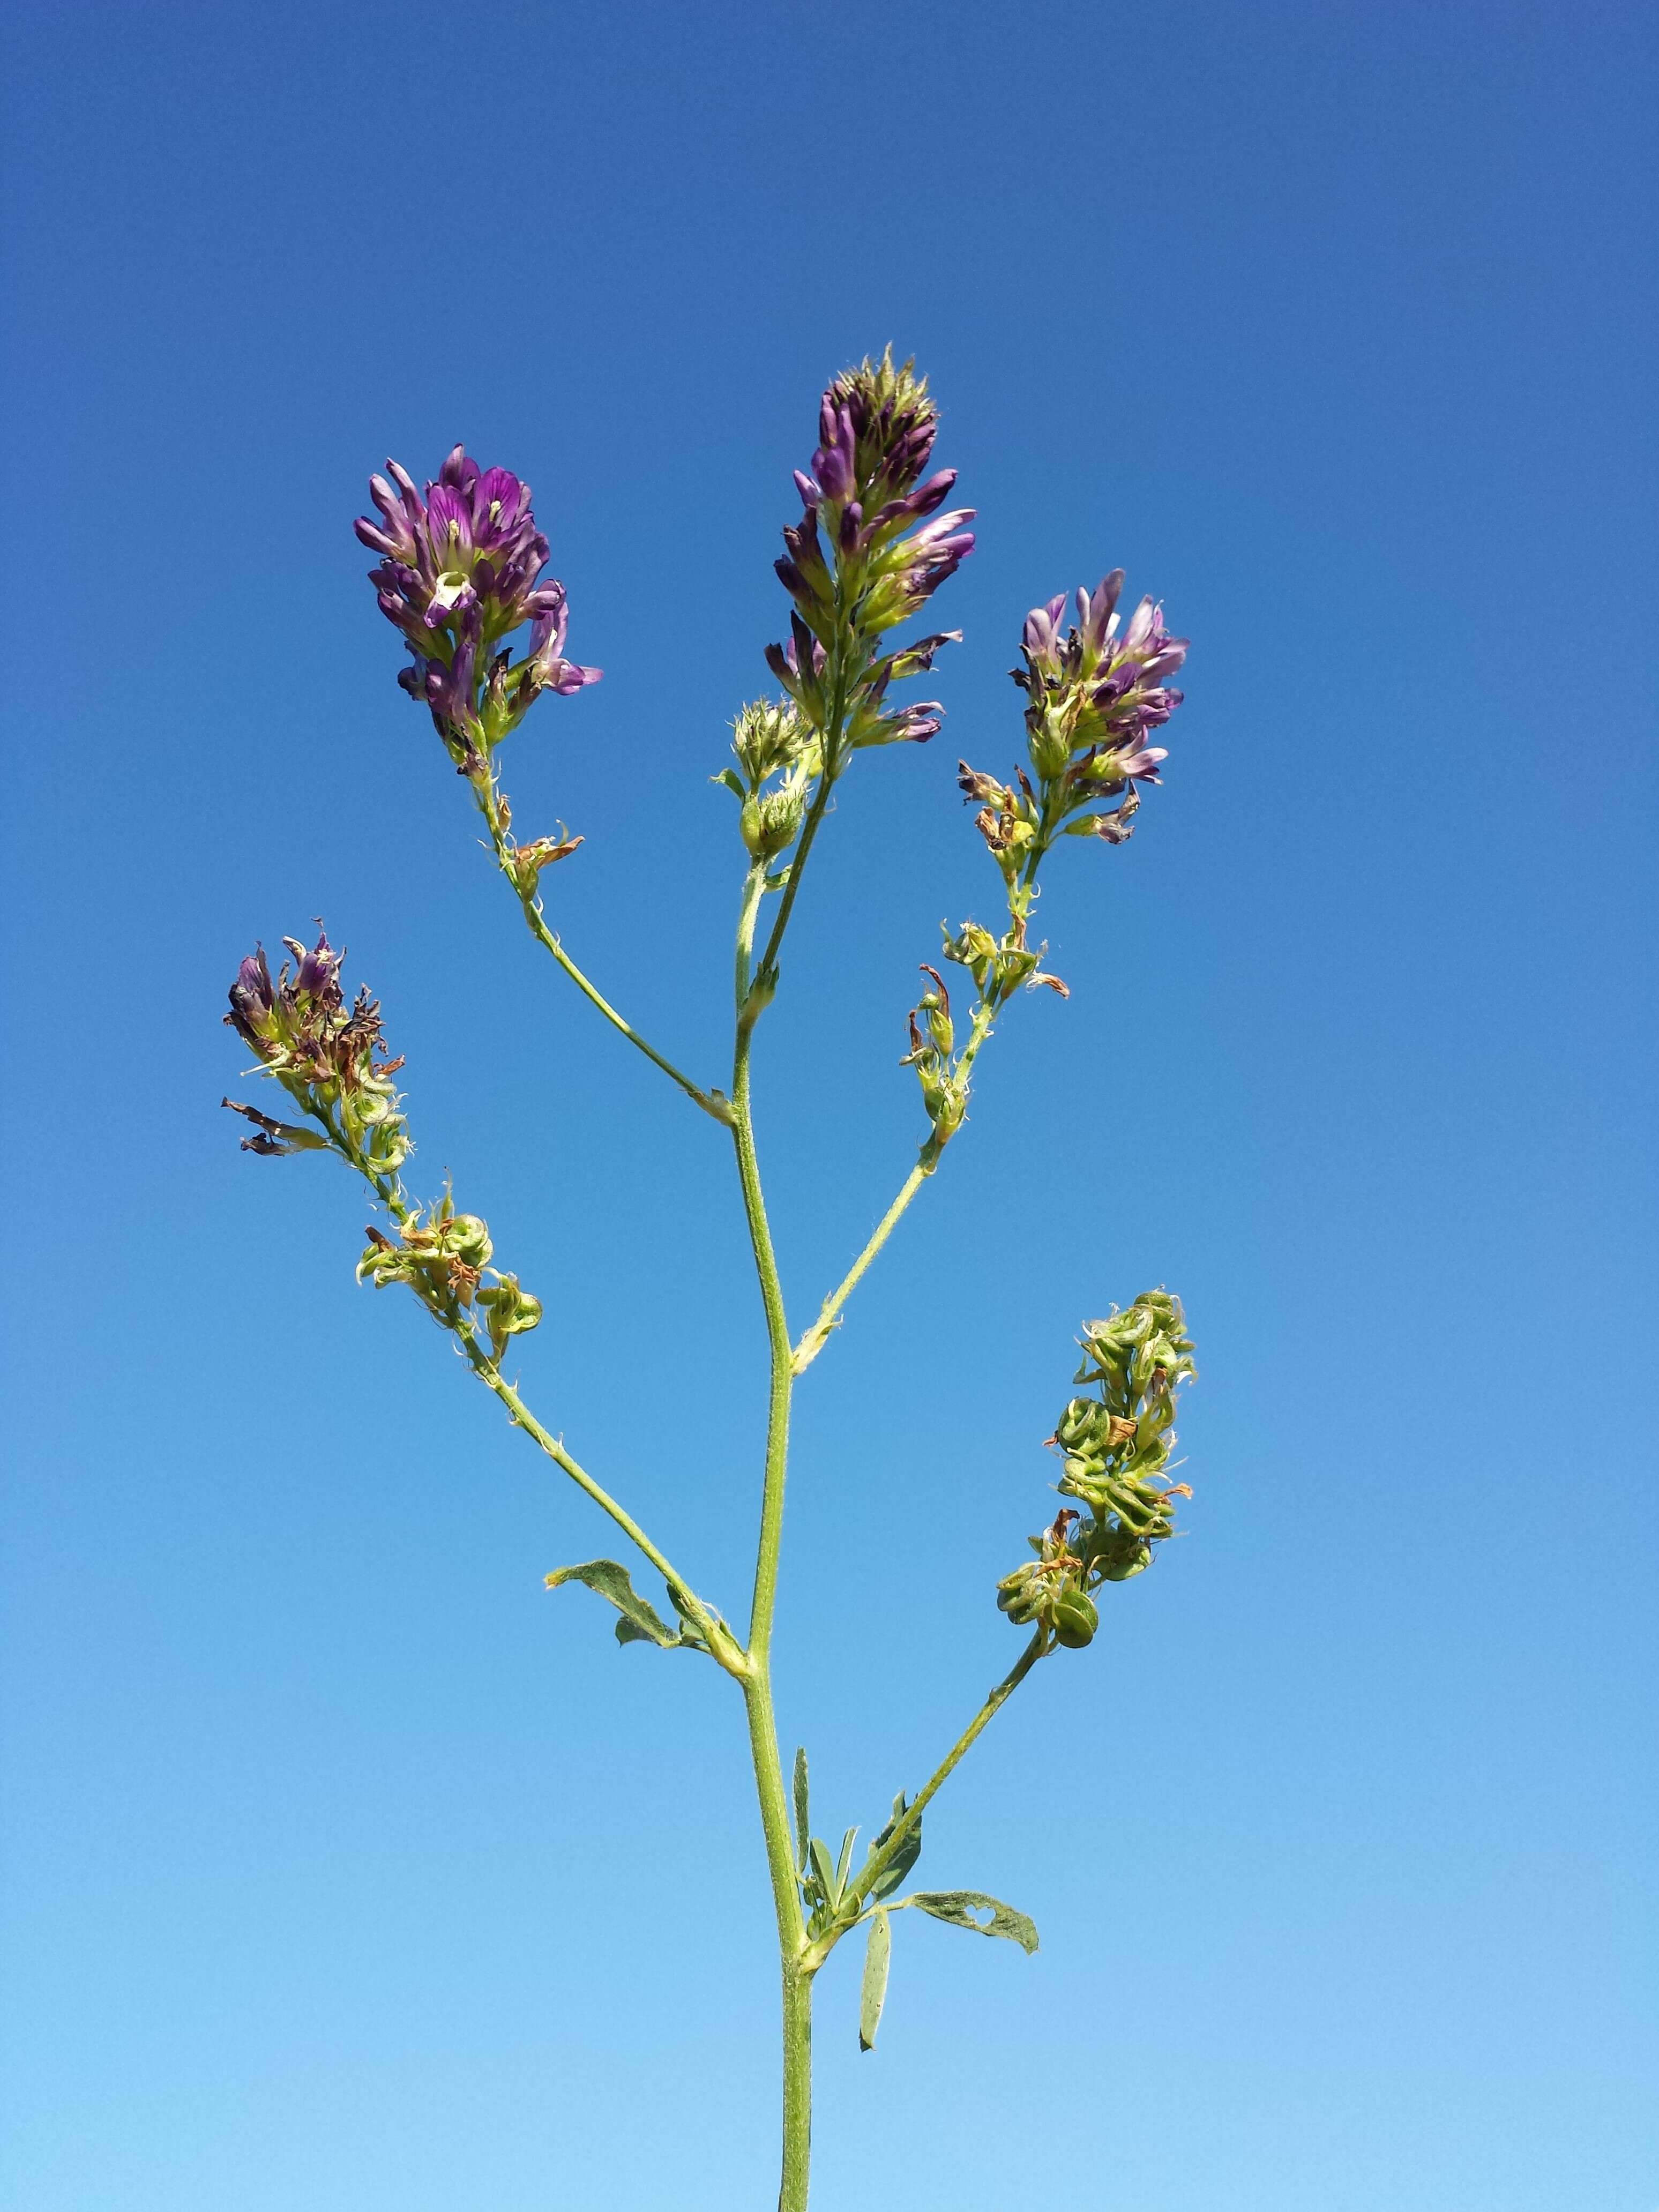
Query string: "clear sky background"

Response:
xmin=3 ymin=3 xmax=1655 ymax=2208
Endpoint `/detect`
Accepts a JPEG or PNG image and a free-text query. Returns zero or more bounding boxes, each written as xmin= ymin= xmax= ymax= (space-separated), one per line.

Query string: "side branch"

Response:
xmin=459 ymin=1339 xmax=746 ymax=1677
xmin=794 ymin=996 xmax=1003 ymax=1374
xmin=325 ymin=1103 xmax=741 ymax=1676
xmin=793 ymin=1162 xmax=930 ymax=1374
xmin=811 ymin=1630 xmax=1047 ymax=1961
xmin=479 ymin=797 xmax=733 ymax=1126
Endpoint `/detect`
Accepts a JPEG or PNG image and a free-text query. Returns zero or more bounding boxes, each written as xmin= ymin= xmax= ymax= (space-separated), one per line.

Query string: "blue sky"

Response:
xmin=3 ymin=3 xmax=1655 ymax=2207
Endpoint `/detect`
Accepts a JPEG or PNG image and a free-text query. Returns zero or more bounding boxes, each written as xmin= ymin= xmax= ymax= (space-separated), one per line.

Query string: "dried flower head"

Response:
xmin=224 ymin=932 xmax=408 ymax=1176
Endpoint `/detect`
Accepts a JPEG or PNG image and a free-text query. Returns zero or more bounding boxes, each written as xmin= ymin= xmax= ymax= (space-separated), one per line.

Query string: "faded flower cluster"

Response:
xmin=223 ymin=932 xmax=409 ymax=1177
xmin=224 ymin=935 xmax=539 ymax=1360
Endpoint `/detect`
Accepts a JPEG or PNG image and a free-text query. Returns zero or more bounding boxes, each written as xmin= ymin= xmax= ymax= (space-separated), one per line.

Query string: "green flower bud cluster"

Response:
xmin=357 ymin=1187 xmax=543 ymax=1352
xmin=716 ymin=700 xmax=823 ymax=864
xmin=997 ymin=1292 xmax=1195 ymax=1650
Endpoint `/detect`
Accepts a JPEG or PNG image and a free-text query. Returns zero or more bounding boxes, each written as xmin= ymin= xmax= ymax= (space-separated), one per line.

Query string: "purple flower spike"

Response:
xmin=355 ymin=448 xmax=600 ymax=770
xmin=767 ymin=352 xmax=973 ymax=764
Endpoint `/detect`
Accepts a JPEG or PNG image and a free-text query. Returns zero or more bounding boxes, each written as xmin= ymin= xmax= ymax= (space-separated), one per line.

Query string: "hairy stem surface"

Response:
xmin=793 ymin=1162 xmax=930 ymax=1373
xmin=732 ymin=863 xmax=815 ymax=2201
xmin=794 ymin=996 xmax=1002 ymax=1372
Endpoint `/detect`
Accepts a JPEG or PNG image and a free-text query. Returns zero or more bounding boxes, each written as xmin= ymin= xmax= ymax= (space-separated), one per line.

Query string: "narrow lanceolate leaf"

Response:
xmin=809 ymin=1836 xmax=840 ymax=1910
xmin=834 ymin=1826 xmax=858 ymax=1896
xmin=868 ymin=1792 xmax=923 ymax=1900
xmin=793 ymin=1749 xmax=811 ymax=1873
xmin=898 ymin=1890 xmax=1040 ymax=1954
xmin=543 ymin=1560 xmax=682 ymax=1648
xmin=858 ymin=1908 xmax=892 ymax=2053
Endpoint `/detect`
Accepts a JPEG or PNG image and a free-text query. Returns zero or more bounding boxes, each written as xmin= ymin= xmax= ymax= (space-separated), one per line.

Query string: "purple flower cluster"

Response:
xmin=1014 ymin=572 xmax=1189 ymax=786
xmin=955 ymin=573 xmax=1190 ymax=872
xmin=767 ymin=353 xmax=975 ymax=757
xmin=354 ymin=447 xmax=599 ymax=772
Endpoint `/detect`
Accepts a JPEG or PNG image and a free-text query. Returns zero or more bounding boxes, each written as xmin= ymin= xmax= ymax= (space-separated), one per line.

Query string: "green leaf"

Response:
xmin=868 ymin=1792 xmax=922 ymax=1900
xmin=713 ymin=767 xmax=747 ymax=799
xmin=543 ymin=1559 xmax=682 ymax=1649
xmin=809 ymin=1836 xmax=839 ymax=1909
xmin=834 ymin=1825 xmax=858 ymax=1896
xmin=896 ymin=1890 xmax=1040 ymax=1955
xmin=793 ymin=1749 xmax=810 ymax=1874
xmin=858 ymin=1908 xmax=891 ymax=2052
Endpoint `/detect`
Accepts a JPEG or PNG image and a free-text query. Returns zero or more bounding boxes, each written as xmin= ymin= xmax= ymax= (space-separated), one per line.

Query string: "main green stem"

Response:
xmin=732 ymin=863 xmax=813 ymax=2210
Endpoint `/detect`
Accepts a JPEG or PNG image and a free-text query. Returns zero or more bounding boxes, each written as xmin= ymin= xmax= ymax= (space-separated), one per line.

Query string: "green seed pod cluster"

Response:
xmin=357 ymin=1190 xmax=540 ymax=1356
xmin=996 ymin=1510 xmax=1100 ymax=1646
xmin=476 ymin=1271 xmax=545 ymax=1358
xmin=998 ymin=1292 xmax=1195 ymax=1651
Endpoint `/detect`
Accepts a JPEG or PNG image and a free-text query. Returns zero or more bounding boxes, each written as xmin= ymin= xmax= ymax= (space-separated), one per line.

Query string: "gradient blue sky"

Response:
xmin=4 ymin=4 xmax=1656 ymax=2207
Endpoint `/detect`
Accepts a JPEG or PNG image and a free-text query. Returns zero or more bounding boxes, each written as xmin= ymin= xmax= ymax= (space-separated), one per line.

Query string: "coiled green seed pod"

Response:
xmin=1050 ymin=1587 xmax=1099 ymax=1648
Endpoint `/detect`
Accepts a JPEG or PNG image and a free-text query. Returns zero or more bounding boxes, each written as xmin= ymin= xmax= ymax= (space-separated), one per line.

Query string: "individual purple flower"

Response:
xmin=765 ymin=614 xmax=829 ymax=721
xmin=227 ymin=947 xmax=278 ymax=1052
xmin=354 ymin=447 xmax=598 ymax=770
